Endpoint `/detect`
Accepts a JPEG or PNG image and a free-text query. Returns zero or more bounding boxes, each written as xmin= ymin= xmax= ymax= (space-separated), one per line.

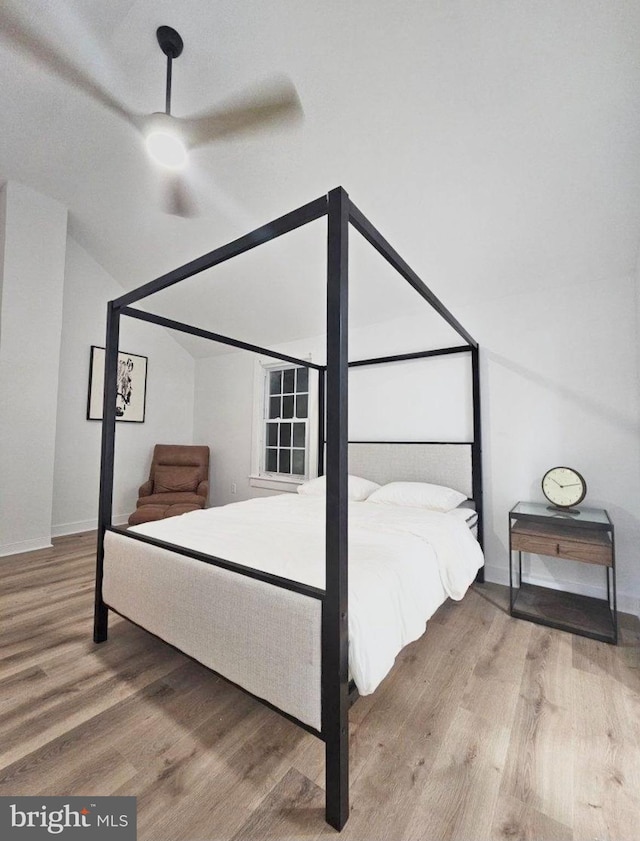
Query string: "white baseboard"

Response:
xmin=0 ymin=515 xmax=130 ymax=556
xmin=483 ymin=563 xmax=640 ymax=619
xmin=0 ymin=537 xmax=53 ymax=557
xmin=51 ymin=513 xmax=129 ymax=538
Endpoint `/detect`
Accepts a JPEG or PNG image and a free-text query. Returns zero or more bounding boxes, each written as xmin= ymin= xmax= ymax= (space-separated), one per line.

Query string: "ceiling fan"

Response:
xmin=0 ymin=8 xmax=303 ymax=216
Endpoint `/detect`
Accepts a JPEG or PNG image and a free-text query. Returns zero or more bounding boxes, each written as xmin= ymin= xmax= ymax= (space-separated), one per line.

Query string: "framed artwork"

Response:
xmin=87 ymin=346 xmax=148 ymax=423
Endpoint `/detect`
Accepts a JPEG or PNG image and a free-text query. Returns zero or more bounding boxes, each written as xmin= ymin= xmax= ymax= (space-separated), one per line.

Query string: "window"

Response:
xmin=250 ymin=358 xmax=318 ymax=491
xmin=264 ymin=366 xmax=309 ymax=477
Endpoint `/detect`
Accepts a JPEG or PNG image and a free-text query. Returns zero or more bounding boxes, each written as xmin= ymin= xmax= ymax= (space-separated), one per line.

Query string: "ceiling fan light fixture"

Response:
xmin=145 ymin=129 xmax=188 ymax=170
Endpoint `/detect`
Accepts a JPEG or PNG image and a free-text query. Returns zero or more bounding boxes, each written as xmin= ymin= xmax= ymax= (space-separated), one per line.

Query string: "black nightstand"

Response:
xmin=509 ymin=501 xmax=617 ymax=644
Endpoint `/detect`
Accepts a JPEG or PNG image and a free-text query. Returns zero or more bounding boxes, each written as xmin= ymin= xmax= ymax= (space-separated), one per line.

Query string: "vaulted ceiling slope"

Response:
xmin=1 ymin=0 xmax=640 ymax=354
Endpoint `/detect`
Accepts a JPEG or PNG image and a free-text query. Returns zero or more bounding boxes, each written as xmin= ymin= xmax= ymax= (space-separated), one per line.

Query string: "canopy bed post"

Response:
xmin=323 ymin=186 xmax=350 ymax=830
xmin=94 ymin=300 xmax=121 ymax=643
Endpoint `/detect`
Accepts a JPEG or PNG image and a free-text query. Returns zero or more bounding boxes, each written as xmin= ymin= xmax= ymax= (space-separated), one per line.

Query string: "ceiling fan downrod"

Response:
xmin=145 ymin=26 xmax=188 ymax=170
xmin=156 ymin=26 xmax=183 ymax=116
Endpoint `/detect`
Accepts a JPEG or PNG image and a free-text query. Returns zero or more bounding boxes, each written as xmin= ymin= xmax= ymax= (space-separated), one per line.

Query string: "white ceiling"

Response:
xmin=2 ymin=0 xmax=640 ymax=356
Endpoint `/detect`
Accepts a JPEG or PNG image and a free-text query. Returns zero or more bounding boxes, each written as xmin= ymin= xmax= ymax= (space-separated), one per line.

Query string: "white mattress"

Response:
xmin=103 ymin=495 xmax=483 ymax=728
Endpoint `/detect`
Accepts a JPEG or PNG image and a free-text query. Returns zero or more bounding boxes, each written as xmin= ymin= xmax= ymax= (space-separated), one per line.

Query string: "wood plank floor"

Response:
xmin=1 ymin=532 xmax=638 ymax=840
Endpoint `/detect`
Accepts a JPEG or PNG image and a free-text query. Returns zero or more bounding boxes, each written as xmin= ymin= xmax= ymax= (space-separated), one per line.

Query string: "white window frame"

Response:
xmin=249 ymin=357 xmax=319 ymax=492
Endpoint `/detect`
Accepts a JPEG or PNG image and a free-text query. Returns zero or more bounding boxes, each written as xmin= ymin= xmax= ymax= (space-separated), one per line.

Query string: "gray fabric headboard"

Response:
xmin=347 ymin=442 xmax=473 ymax=498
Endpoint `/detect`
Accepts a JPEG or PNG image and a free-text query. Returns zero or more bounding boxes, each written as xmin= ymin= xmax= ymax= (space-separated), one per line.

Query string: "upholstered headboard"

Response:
xmin=347 ymin=442 xmax=473 ymax=498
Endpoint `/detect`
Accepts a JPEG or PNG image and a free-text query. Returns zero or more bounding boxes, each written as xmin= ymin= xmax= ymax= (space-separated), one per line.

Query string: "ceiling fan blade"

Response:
xmin=0 ymin=4 xmax=136 ymax=127
xmin=177 ymin=75 xmax=303 ymax=149
xmin=161 ymin=172 xmax=198 ymax=218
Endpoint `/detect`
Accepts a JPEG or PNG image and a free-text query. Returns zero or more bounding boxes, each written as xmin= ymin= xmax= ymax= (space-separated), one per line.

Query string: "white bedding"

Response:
xmin=125 ymin=494 xmax=483 ymax=696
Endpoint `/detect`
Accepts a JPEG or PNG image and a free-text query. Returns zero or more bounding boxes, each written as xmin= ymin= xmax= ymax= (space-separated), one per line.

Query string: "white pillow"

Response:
xmin=297 ymin=474 xmax=381 ymax=501
xmin=366 ymin=481 xmax=466 ymax=512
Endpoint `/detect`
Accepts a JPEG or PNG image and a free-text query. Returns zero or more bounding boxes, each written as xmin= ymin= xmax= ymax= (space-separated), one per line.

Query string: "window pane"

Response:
xmin=267 ymin=423 xmax=278 ymax=446
xmin=293 ymin=422 xmax=305 ymax=447
xmin=283 ymin=368 xmax=295 ymax=393
xmin=269 ymin=370 xmax=282 ymax=395
xmin=262 ymin=362 xmax=311 ymax=479
xmin=279 ymin=449 xmax=291 ymax=473
xmin=279 ymin=423 xmax=291 ymax=446
xmin=292 ymin=449 xmax=305 ymax=475
xmin=266 ymin=448 xmax=278 ymax=472
xmin=296 ymin=367 xmax=308 ymax=392
xmin=282 ymin=395 xmax=294 ymax=418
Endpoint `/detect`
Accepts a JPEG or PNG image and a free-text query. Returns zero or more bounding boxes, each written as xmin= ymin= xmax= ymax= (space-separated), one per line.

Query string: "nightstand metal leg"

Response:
xmin=611 ymin=528 xmax=617 ymax=644
xmin=509 ymin=561 xmax=513 ymax=610
xmin=508 ymin=514 xmax=514 ymax=611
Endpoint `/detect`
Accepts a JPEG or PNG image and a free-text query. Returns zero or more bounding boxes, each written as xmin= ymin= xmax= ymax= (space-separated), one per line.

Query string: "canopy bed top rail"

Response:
xmin=122 ymin=306 xmax=325 ymax=371
xmin=349 ymin=345 xmax=471 ymax=368
xmin=112 ymin=193 xmax=329 ymax=310
xmin=347 ymin=200 xmax=477 ymax=348
xmin=125 ymin=301 xmax=471 ymax=373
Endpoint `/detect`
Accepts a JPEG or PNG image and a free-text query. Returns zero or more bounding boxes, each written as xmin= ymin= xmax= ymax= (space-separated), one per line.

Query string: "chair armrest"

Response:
xmin=138 ymin=479 xmax=153 ymax=497
xmin=196 ymin=480 xmax=209 ymax=501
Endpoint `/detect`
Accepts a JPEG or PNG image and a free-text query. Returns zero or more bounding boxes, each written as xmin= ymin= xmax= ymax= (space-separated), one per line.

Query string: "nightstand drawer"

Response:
xmin=511 ymin=521 xmax=612 ymax=566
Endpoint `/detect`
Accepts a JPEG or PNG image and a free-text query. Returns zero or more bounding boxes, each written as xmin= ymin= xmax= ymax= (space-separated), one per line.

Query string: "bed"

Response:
xmin=103 ymin=446 xmax=483 ymax=730
xmin=94 ymin=187 xmax=484 ymax=829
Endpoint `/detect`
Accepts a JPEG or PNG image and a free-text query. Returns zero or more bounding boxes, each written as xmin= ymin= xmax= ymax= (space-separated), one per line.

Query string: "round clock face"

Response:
xmin=541 ymin=466 xmax=587 ymax=508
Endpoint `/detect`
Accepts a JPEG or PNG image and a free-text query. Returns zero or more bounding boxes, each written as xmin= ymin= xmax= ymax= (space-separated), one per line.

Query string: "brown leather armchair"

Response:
xmin=128 ymin=444 xmax=210 ymax=527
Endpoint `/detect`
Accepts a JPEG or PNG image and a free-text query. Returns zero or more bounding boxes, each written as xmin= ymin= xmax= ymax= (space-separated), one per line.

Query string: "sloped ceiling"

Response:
xmin=1 ymin=0 xmax=640 ymax=356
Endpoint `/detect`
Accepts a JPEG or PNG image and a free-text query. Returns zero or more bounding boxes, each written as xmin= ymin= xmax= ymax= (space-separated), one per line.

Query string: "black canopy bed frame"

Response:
xmin=93 ymin=186 xmax=483 ymax=831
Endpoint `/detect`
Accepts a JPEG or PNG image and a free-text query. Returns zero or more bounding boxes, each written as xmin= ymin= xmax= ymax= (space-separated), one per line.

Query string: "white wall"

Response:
xmin=0 ymin=181 xmax=68 ymax=555
xmin=51 ymin=237 xmax=196 ymax=535
xmin=194 ymin=351 xmax=258 ymax=505
xmin=194 ymin=325 xmax=471 ymax=507
xmin=191 ymin=330 xmax=471 ymax=506
xmin=194 ymin=273 xmax=640 ymax=616
xmin=0 ymin=186 xmax=6 ymax=347
xmin=464 ymin=274 xmax=640 ymax=617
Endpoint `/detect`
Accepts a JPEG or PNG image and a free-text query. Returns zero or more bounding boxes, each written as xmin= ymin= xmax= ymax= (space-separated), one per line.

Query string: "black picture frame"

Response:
xmin=87 ymin=345 xmax=148 ymax=423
